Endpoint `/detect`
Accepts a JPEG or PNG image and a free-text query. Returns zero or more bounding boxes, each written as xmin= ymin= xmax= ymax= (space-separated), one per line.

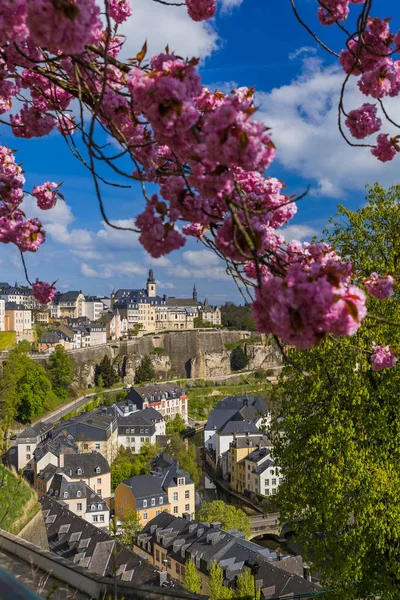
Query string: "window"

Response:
xmin=156 ymin=549 xmax=160 ymax=562
xmin=151 ymin=498 xmax=155 ymax=506
xmin=64 ymin=491 xmax=68 ymax=498
xmin=77 ymin=503 xmax=82 ymax=511
xmin=143 ymin=499 xmax=147 ymax=508
xmin=97 ymin=490 xmax=102 ymax=497
xmin=265 ymin=489 xmax=270 ymax=496
xmin=26 ymin=454 xmax=31 ymax=460
xmin=272 ymin=488 xmax=277 ymax=495
xmin=272 ymin=479 xmax=277 ymax=486
xmin=83 ymin=444 xmax=88 ymax=450
xmin=26 ymin=446 xmax=30 ymax=451
xmin=95 ymin=444 xmax=100 ymax=450
xmin=98 ymin=503 xmax=102 ymax=510
xmin=159 ymin=497 xmax=163 ymax=504
xmin=77 ymin=468 xmax=82 ymax=475
xmin=176 ymin=563 xmax=180 ymax=574
xmin=264 ymin=479 xmax=269 ymax=486
xmin=77 ymin=490 xmax=81 ymax=498
xmin=178 ymin=478 xmax=185 ymax=486
xmin=93 ymin=515 xmax=98 ymax=523
xmin=156 ymin=510 xmax=161 ymax=516
xmin=185 ymin=504 xmax=190 ymax=512
xmin=91 ymin=504 xmax=96 ymax=510
xmin=270 ymin=469 xmax=274 ymax=475
xmin=185 ymin=490 xmax=190 ymax=499
xmin=173 ymin=506 xmax=178 ymax=514
xmin=100 ymin=514 xmax=105 ymax=522
xmin=97 ymin=478 xmax=101 ymax=484
xmin=173 ymin=492 xmax=178 ymax=501
xmin=143 ymin=512 xmax=148 ymax=521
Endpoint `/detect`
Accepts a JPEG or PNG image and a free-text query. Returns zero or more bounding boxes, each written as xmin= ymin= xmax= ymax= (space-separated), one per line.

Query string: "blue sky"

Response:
xmin=1 ymin=0 xmax=400 ymax=303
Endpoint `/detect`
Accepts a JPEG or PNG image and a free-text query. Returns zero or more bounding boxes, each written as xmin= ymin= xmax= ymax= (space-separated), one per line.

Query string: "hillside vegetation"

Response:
xmin=0 ymin=466 xmax=40 ymax=534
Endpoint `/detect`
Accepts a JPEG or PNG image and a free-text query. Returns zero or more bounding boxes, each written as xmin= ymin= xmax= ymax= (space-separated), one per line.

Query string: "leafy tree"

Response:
xmin=272 ymin=184 xmax=400 ymax=599
xmin=16 ymin=360 xmax=55 ymax=422
xmin=183 ymin=558 xmax=202 ymax=594
xmin=120 ymin=509 xmax=142 ymax=547
xmin=134 ymin=356 xmax=156 ymax=384
xmin=95 ymin=355 xmax=118 ymax=388
xmin=230 ymin=346 xmax=248 ymax=371
xmin=111 ymin=443 xmax=160 ymax=490
xmin=197 ymin=501 xmax=251 ymax=539
xmin=236 ymin=569 xmax=260 ymax=600
xmin=220 ymin=303 xmax=255 ymax=331
xmin=208 ymin=561 xmax=233 ymax=600
xmin=168 ymin=432 xmax=201 ymax=486
xmin=166 ymin=413 xmax=186 ymax=436
xmin=47 ymin=344 xmax=73 ymax=401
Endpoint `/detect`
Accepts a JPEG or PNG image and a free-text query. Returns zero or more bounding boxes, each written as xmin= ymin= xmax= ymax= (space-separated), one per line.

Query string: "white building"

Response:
xmin=84 ymin=297 xmax=106 ymax=322
xmin=117 ymin=416 xmax=157 ymax=453
xmin=87 ymin=323 xmax=107 ymax=346
xmin=243 ymin=447 xmax=282 ymax=497
xmin=3 ymin=421 xmax=54 ymax=472
xmin=0 ymin=298 xmax=5 ymax=331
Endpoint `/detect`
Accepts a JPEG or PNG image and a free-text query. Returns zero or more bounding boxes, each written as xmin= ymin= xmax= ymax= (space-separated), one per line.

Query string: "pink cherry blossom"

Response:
xmin=32 ymin=279 xmax=57 ymax=304
xmin=345 ymin=104 xmax=382 ymax=139
xmin=0 ymin=0 xmax=28 ymax=46
xmin=10 ymin=104 xmax=54 ymax=138
xmin=364 ymin=272 xmax=394 ymax=299
xmin=186 ymin=0 xmax=216 ymax=22
xmin=371 ymin=134 xmax=397 ymax=162
xmin=14 ymin=218 xmax=46 ymax=252
xmin=109 ymin=0 xmax=132 ymax=24
xmin=32 ymin=182 xmax=60 ymax=210
xmin=318 ymin=0 xmax=350 ymax=26
xmin=135 ymin=194 xmax=186 ymax=258
xmin=371 ymin=344 xmax=397 ymax=371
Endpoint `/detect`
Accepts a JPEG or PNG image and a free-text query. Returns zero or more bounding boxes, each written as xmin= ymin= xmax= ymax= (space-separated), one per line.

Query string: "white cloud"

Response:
xmin=81 ymin=263 xmax=100 ymax=278
xmin=119 ymin=0 xmax=218 ymax=60
xmin=257 ymin=55 xmax=400 ymax=197
xmin=220 ymin=0 xmax=244 ymax=12
xmin=157 ymin=281 xmax=175 ymax=290
xmin=96 ymin=219 xmax=140 ymax=250
xmin=281 ymin=224 xmax=318 ymax=242
xmin=182 ymin=249 xmax=221 ymax=267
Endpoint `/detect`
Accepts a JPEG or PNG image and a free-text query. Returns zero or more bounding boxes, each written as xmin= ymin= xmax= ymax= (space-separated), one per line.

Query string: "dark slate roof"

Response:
xmin=1 ymin=446 xmax=18 ymax=470
xmin=117 ymin=417 xmax=155 ymax=436
xmin=59 ymin=291 xmax=83 ymax=301
xmin=253 ymin=460 xmax=275 ymax=475
xmin=18 ymin=421 xmax=53 ymax=441
xmin=214 ymin=396 xmax=268 ymax=414
xmin=48 ymin=473 xmax=88 ymax=501
xmin=230 ymin=435 xmax=271 ymax=450
xmin=205 ymin=410 xmax=237 ymax=432
xmin=167 ymin=298 xmax=201 ymax=308
xmin=246 ymin=447 xmax=272 ymax=464
xmin=5 ymin=302 xmax=28 ymax=310
xmin=40 ymin=330 xmax=71 ymax=344
xmin=62 ymin=452 xmax=110 ymax=477
xmin=151 ymin=452 xmax=176 ymax=470
xmin=126 ymin=384 xmax=186 ymax=406
xmin=217 ymin=418 xmax=260 ymax=436
xmin=2 ymin=286 xmax=32 ymax=296
xmin=37 ymin=463 xmax=58 ymax=483
xmin=35 ymin=430 xmax=78 ymax=462
xmin=53 ymin=412 xmax=116 ymax=442
xmin=39 ymin=496 xmax=159 ymax=585
xmin=0 ymin=282 xmax=10 ymax=289
xmin=136 ymin=407 xmax=164 ymax=422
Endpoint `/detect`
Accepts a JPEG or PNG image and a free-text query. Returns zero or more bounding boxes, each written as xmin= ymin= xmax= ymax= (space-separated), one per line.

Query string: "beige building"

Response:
xmin=115 ymin=453 xmax=195 ymax=526
xmin=229 ymin=436 xmax=273 ymax=495
xmin=52 ymin=291 xmax=86 ymax=319
xmin=4 ymin=421 xmax=54 ymax=472
xmin=125 ymin=383 xmax=189 ymax=424
xmin=4 ymin=302 xmax=32 ymax=334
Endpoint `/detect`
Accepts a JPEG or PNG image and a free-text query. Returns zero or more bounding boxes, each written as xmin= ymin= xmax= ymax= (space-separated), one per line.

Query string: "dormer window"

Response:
xmin=95 ymin=467 xmax=101 ymax=474
xmin=98 ymin=503 xmax=103 ymax=510
xmin=77 ymin=468 xmax=82 ymax=475
xmin=143 ymin=499 xmax=147 ymax=508
xmin=77 ymin=490 xmax=81 ymax=498
xmin=64 ymin=491 xmax=68 ymax=498
xmin=91 ymin=504 xmax=96 ymax=510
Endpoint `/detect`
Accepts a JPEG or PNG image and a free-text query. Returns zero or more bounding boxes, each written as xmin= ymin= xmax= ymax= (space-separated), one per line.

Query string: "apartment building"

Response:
xmin=115 ymin=453 xmax=195 ymax=525
xmin=3 ymin=421 xmax=54 ymax=471
xmin=126 ymin=384 xmax=189 ymax=424
xmin=243 ymin=447 xmax=282 ymax=497
xmin=47 ymin=473 xmax=110 ymax=528
xmin=229 ymin=435 xmax=273 ymax=495
xmin=4 ymin=302 xmax=33 ymax=340
xmin=83 ymin=296 xmax=106 ymax=321
xmin=52 ymin=291 xmax=86 ymax=319
xmin=117 ymin=415 xmax=157 ymax=453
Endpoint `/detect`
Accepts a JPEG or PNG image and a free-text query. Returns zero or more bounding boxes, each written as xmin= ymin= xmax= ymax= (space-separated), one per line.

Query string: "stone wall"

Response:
xmin=29 ymin=331 xmax=282 ymax=388
xmin=18 ymin=509 xmax=49 ymax=551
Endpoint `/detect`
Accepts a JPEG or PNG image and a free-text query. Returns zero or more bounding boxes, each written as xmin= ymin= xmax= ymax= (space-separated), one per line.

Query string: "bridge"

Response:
xmin=249 ymin=513 xmax=282 ymax=540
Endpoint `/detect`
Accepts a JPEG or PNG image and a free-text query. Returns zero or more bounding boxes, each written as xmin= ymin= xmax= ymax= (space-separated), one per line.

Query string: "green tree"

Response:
xmin=134 ymin=356 xmax=156 ymax=384
xmin=166 ymin=413 xmax=186 ymax=436
xmin=0 ymin=345 xmax=28 ymax=449
xmin=16 ymin=361 xmax=55 ymax=422
xmin=230 ymin=346 xmax=248 ymax=371
xmin=197 ymin=501 xmax=251 ymax=539
xmin=272 ymin=183 xmax=400 ymax=599
xmin=48 ymin=344 xmax=73 ymax=401
xmin=95 ymin=355 xmax=118 ymax=388
xmin=236 ymin=569 xmax=260 ymax=600
xmin=168 ymin=432 xmax=201 ymax=486
xmin=220 ymin=302 xmax=255 ymax=331
xmin=183 ymin=558 xmax=202 ymax=594
xmin=120 ymin=509 xmax=142 ymax=547
xmin=111 ymin=443 xmax=160 ymax=490
xmin=208 ymin=561 xmax=233 ymax=600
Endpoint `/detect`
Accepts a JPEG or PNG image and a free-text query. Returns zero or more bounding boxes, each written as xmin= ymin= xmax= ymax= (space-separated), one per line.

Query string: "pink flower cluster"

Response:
xmin=32 ymin=279 xmax=57 ymax=304
xmin=108 ymin=0 xmax=132 ymax=24
xmin=135 ymin=194 xmax=186 ymax=258
xmin=364 ymin=272 xmax=395 ymax=299
xmin=10 ymin=104 xmax=54 ymax=138
xmin=371 ymin=134 xmax=398 ymax=162
xmin=371 ymin=344 xmax=397 ymax=371
xmin=251 ymin=243 xmax=367 ymax=348
xmin=32 ymin=182 xmax=61 ymax=210
xmin=345 ymin=104 xmax=382 ymax=140
xmin=186 ymin=0 xmax=217 ymax=22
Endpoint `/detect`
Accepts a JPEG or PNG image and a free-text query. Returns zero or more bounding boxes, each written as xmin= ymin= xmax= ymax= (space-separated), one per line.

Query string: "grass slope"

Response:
xmin=0 ymin=465 xmax=40 ymax=534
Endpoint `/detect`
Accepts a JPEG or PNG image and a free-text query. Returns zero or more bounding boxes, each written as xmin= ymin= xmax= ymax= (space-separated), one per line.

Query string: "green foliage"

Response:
xmin=47 ymin=345 xmax=73 ymax=401
xmin=151 ymin=346 xmax=168 ymax=356
xmin=0 ymin=466 xmax=40 ymax=534
xmin=188 ymin=382 xmax=266 ymax=420
xmin=197 ymin=501 xmax=251 ymax=539
xmin=224 ymin=337 xmax=259 ymax=350
xmin=194 ymin=316 xmax=213 ymax=328
xmin=230 ymin=346 xmax=249 ymax=371
xmin=272 ymin=184 xmax=400 ymax=599
xmin=16 ymin=360 xmax=55 ymax=422
xmin=168 ymin=432 xmax=201 ymax=485
xmin=208 ymin=561 xmax=233 ymax=600
xmin=220 ymin=302 xmax=255 ymax=331
xmin=166 ymin=413 xmax=186 ymax=436
xmin=134 ymin=356 xmax=155 ymax=384
xmin=183 ymin=558 xmax=202 ymax=594
xmin=111 ymin=443 xmax=160 ymax=491
xmin=95 ymin=355 xmax=119 ymax=388
xmin=0 ymin=331 xmax=16 ymax=350
xmin=120 ymin=509 xmax=142 ymax=547
xmin=236 ymin=569 xmax=260 ymax=600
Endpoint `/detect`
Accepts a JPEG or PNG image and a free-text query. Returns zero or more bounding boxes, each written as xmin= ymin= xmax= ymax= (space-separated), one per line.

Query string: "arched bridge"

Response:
xmin=249 ymin=513 xmax=282 ymax=540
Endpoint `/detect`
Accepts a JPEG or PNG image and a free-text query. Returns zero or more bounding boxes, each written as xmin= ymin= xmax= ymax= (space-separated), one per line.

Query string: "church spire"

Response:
xmin=147 ymin=268 xmax=155 ymax=283
xmin=193 ymin=282 xmax=198 ymax=302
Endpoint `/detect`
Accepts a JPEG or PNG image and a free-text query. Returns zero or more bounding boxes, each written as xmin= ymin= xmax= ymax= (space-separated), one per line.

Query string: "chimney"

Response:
xmin=59 ymin=453 xmax=64 ymax=468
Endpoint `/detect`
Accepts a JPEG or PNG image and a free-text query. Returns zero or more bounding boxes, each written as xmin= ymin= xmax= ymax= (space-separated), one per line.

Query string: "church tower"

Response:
xmin=147 ymin=269 xmax=156 ymax=297
xmin=193 ymin=283 xmax=198 ymax=302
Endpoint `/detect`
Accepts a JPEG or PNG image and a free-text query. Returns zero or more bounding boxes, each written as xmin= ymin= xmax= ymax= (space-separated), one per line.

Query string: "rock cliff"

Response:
xmin=63 ymin=330 xmax=282 ymax=388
